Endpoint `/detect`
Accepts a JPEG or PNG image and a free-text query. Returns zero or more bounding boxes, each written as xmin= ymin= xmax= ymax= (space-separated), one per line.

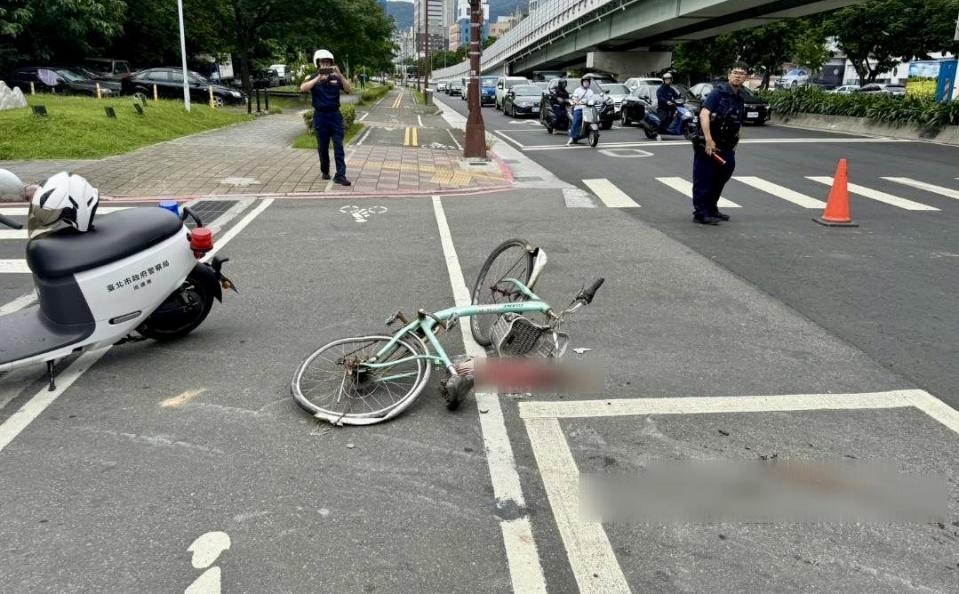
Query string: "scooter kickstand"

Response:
xmin=46 ymin=360 xmax=57 ymax=392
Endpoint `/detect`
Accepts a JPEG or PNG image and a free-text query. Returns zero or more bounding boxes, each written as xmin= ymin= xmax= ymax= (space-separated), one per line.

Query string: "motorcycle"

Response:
xmin=595 ymin=95 xmax=617 ymax=130
xmin=569 ymin=98 xmax=601 ymax=147
xmin=0 ymin=171 xmax=237 ymax=390
xmin=644 ymin=100 xmax=698 ymax=140
xmin=540 ymin=95 xmax=571 ymax=135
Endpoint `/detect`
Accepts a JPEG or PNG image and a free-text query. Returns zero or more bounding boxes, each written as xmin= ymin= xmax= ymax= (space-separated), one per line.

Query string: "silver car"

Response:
xmin=594 ymin=82 xmax=631 ymax=117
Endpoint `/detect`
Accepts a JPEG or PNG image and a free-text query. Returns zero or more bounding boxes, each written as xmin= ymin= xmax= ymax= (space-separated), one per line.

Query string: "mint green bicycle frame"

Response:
xmin=361 ymin=277 xmax=550 ymax=377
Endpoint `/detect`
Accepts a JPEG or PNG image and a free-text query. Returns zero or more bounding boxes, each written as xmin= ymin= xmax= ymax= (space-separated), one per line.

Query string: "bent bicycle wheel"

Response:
xmin=470 ymin=239 xmax=534 ymax=347
xmin=291 ymin=334 xmax=431 ymax=425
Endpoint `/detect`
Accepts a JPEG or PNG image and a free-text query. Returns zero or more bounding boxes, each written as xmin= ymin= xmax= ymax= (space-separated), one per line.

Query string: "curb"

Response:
xmin=772 ymin=113 xmax=959 ymax=147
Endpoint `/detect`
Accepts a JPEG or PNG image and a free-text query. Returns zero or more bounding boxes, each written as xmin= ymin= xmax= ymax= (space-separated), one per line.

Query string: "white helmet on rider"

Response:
xmin=30 ymin=172 xmax=99 ymax=233
xmin=313 ymin=49 xmax=334 ymax=66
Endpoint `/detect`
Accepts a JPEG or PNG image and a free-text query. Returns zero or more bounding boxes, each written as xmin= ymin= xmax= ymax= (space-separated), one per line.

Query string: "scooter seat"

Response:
xmin=26 ymin=208 xmax=183 ymax=279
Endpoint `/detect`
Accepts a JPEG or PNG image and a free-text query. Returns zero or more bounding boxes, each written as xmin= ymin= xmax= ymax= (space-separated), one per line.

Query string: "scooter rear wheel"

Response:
xmin=138 ymin=270 xmax=214 ymax=341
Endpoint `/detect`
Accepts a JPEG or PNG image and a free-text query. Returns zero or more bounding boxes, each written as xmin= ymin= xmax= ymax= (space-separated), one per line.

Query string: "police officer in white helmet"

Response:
xmin=300 ymin=49 xmax=353 ymax=186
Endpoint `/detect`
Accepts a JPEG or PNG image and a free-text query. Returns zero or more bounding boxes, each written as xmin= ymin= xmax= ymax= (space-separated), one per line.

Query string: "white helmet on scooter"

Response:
xmin=30 ymin=172 xmax=99 ymax=233
xmin=313 ymin=49 xmax=334 ymax=66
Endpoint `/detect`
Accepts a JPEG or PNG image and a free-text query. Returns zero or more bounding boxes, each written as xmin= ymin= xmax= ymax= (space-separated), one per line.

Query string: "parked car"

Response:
xmin=687 ymin=81 xmax=771 ymax=125
xmin=593 ymin=81 xmax=631 ymax=118
xmin=856 ymin=83 xmax=906 ymax=96
xmin=4 ymin=66 xmax=115 ymax=96
xmin=84 ymin=58 xmax=132 ymax=81
xmin=67 ymin=65 xmax=123 ymax=91
xmin=465 ymin=76 xmax=498 ymax=105
xmin=829 ymin=84 xmax=861 ymax=94
xmin=436 ymin=80 xmax=448 ymax=93
xmin=122 ymin=68 xmax=245 ymax=106
xmin=448 ymin=80 xmax=463 ymax=96
xmin=776 ymin=68 xmax=809 ymax=89
xmin=502 ymin=84 xmax=544 ymax=117
xmin=495 ymin=76 xmax=530 ymax=110
xmin=269 ymin=64 xmax=290 ymax=85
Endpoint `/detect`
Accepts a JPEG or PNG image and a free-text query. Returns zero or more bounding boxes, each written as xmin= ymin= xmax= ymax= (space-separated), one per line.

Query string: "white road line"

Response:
xmin=493 ymin=130 xmax=527 ymax=149
xmin=525 ymin=417 xmax=631 ymax=594
xmin=446 ymin=129 xmax=463 ymax=151
xmin=582 ymin=178 xmax=640 ymax=208
xmin=656 ymin=177 xmax=741 ymax=208
xmin=358 ymin=111 xmax=370 ymax=122
xmin=354 ymin=128 xmax=372 ymax=146
xmin=0 ymin=348 xmax=110 ymax=452
xmin=807 ymin=177 xmax=940 ymax=211
xmin=733 ymin=176 xmax=826 ymax=209
xmin=521 ymin=137 xmax=913 ymax=151
xmin=518 ymin=389 xmax=954 ymax=425
xmin=0 ymin=260 xmax=30 ymax=273
xmin=0 ymin=292 xmax=37 ymax=316
xmin=0 ymin=206 xmax=129 ymax=216
xmin=417 ymin=115 xmax=424 ymax=127
xmin=0 ymin=229 xmax=27 ymax=240
xmin=431 ymin=196 xmax=547 ymax=594
xmin=882 ymin=177 xmax=959 ymax=201
xmin=0 ymin=199 xmax=273 ymax=454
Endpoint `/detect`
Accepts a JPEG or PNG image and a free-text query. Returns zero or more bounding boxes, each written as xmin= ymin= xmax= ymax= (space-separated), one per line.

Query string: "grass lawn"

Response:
xmin=292 ymin=123 xmax=364 ymax=149
xmin=0 ymin=95 xmax=252 ymax=160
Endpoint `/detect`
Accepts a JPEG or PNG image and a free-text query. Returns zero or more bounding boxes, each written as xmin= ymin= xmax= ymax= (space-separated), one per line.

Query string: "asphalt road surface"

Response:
xmin=1 ymin=94 xmax=958 ymax=593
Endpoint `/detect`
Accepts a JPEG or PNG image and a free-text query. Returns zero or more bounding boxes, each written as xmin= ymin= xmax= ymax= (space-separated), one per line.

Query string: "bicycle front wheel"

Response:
xmin=470 ymin=239 xmax=534 ymax=347
xmin=291 ymin=334 xmax=431 ymax=425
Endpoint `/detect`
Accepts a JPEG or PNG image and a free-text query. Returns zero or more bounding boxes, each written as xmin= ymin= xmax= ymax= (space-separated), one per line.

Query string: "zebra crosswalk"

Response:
xmin=573 ymin=175 xmax=958 ymax=214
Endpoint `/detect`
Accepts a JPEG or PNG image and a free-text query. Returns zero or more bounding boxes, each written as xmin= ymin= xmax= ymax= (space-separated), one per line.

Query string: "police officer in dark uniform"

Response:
xmin=691 ymin=62 xmax=748 ymax=224
xmin=300 ymin=49 xmax=352 ymax=186
xmin=656 ymin=72 xmax=680 ymax=130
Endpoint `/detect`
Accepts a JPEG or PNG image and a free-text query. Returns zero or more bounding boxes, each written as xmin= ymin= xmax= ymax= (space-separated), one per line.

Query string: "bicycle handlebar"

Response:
xmin=576 ymin=278 xmax=604 ymax=304
xmin=0 ymin=212 xmax=23 ymax=230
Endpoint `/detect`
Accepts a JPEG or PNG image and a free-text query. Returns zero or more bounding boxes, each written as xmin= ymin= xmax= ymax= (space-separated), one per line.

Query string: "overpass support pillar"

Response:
xmin=587 ymin=51 xmax=672 ymax=80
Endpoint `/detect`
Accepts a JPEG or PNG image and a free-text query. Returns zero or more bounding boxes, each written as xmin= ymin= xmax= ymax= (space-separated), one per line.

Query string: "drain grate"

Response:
xmin=185 ymin=200 xmax=238 ymax=229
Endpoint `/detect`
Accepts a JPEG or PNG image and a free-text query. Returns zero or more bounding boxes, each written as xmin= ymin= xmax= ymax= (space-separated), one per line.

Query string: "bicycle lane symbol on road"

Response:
xmin=185 ymin=531 xmax=231 ymax=594
xmin=339 ymin=205 xmax=388 ymax=223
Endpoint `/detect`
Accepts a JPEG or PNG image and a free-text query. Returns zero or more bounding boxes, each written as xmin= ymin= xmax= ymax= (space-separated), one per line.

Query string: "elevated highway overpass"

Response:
xmin=431 ymin=0 xmax=855 ymax=81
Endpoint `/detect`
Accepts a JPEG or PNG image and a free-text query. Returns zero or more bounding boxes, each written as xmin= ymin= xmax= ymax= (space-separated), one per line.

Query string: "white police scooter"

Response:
xmin=569 ymin=98 xmax=601 ymax=147
xmin=0 ymin=170 xmax=237 ymax=390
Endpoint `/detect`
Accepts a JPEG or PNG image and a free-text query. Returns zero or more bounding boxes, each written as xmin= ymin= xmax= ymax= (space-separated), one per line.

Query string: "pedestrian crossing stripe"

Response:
xmin=732 ymin=177 xmax=826 ymax=209
xmin=807 ymin=177 xmax=940 ymax=211
xmin=656 ymin=177 xmax=742 ymax=208
xmin=0 ymin=230 xmax=26 ymax=240
xmin=582 ymin=179 xmax=640 ymax=208
xmin=0 ymin=260 xmax=29 ymax=273
xmin=882 ymin=177 xmax=959 ymax=202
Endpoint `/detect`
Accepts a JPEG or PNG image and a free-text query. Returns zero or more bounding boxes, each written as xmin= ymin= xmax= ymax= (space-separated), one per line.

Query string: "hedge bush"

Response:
xmin=301 ymin=103 xmax=355 ymax=133
xmin=360 ymin=84 xmax=391 ymax=104
xmin=758 ymin=87 xmax=959 ymax=128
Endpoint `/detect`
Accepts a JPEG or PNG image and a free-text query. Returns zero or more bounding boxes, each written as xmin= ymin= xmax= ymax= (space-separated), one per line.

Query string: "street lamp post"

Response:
xmin=463 ymin=0 xmax=486 ymax=158
xmin=177 ymin=0 xmax=191 ymax=111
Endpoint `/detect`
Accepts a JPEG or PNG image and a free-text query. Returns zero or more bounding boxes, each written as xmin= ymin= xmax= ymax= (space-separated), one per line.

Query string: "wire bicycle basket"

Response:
xmin=490 ymin=313 xmax=569 ymax=358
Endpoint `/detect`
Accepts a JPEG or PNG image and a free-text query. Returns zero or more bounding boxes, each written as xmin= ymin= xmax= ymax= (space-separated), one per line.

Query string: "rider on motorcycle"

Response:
xmin=567 ymin=74 xmax=597 ymax=145
xmin=551 ymin=79 xmax=571 ymax=124
xmin=656 ymin=73 xmax=681 ymax=130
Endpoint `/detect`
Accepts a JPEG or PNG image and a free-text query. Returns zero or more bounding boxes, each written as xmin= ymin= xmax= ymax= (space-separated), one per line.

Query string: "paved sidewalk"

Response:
xmin=0 ymin=87 xmax=511 ymax=199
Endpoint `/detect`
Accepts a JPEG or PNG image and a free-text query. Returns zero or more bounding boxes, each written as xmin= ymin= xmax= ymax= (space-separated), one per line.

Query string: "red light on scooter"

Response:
xmin=190 ymin=227 xmax=214 ymax=258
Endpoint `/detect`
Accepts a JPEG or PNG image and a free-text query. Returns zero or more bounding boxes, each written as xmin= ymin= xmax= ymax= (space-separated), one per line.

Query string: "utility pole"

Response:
xmin=424 ymin=1 xmax=430 ymax=92
xmin=176 ymin=0 xmax=191 ymax=111
xmin=463 ymin=0 xmax=486 ymax=158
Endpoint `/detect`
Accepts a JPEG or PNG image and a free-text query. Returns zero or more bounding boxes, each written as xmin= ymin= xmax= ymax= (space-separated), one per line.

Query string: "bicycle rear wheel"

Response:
xmin=470 ymin=239 xmax=534 ymax=347
xmin=291 ymin=334 xmax=431 ymax=425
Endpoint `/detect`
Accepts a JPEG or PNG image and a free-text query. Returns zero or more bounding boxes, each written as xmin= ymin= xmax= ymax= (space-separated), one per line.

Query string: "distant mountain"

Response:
xmin=379 ymin=1 xmax=413 ymax=30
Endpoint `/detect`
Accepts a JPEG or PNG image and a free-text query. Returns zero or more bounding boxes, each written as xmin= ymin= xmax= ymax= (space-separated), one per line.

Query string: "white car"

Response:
xmin=829 ymin=84 xmax=860 ymax=94
xmin=269 ymin=64 xmax=290 ymax=85
xmin=623 ymin=77 xmax=663 ymax=105
xmin=495 ymin=76 xmax=530 ymax=110
xmin=776 ymin=69 xmax=809 ymax=89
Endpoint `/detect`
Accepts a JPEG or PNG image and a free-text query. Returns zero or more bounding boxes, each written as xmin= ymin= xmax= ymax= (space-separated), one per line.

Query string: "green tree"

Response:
xmin=483 ymin=35 xmax=497 ymax=49
xmin=825 ymin=0 xmax=959 ymax=83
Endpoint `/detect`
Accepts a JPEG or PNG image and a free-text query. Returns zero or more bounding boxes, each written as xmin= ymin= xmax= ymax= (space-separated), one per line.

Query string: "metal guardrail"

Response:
xmin=431 ymin=0 xmax=631 ymax=80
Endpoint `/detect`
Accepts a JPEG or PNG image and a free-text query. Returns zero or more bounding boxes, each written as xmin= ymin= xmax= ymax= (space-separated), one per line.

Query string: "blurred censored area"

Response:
xmin=579 ymin=459 xmax=950 ymax=525
xmin=469 ymin=358 xmax=604 ymax=394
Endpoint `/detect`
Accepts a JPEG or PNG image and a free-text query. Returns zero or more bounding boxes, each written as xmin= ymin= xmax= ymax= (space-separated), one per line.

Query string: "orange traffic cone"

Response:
xmin=814 ymin=158 xmax=858 ymax=227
